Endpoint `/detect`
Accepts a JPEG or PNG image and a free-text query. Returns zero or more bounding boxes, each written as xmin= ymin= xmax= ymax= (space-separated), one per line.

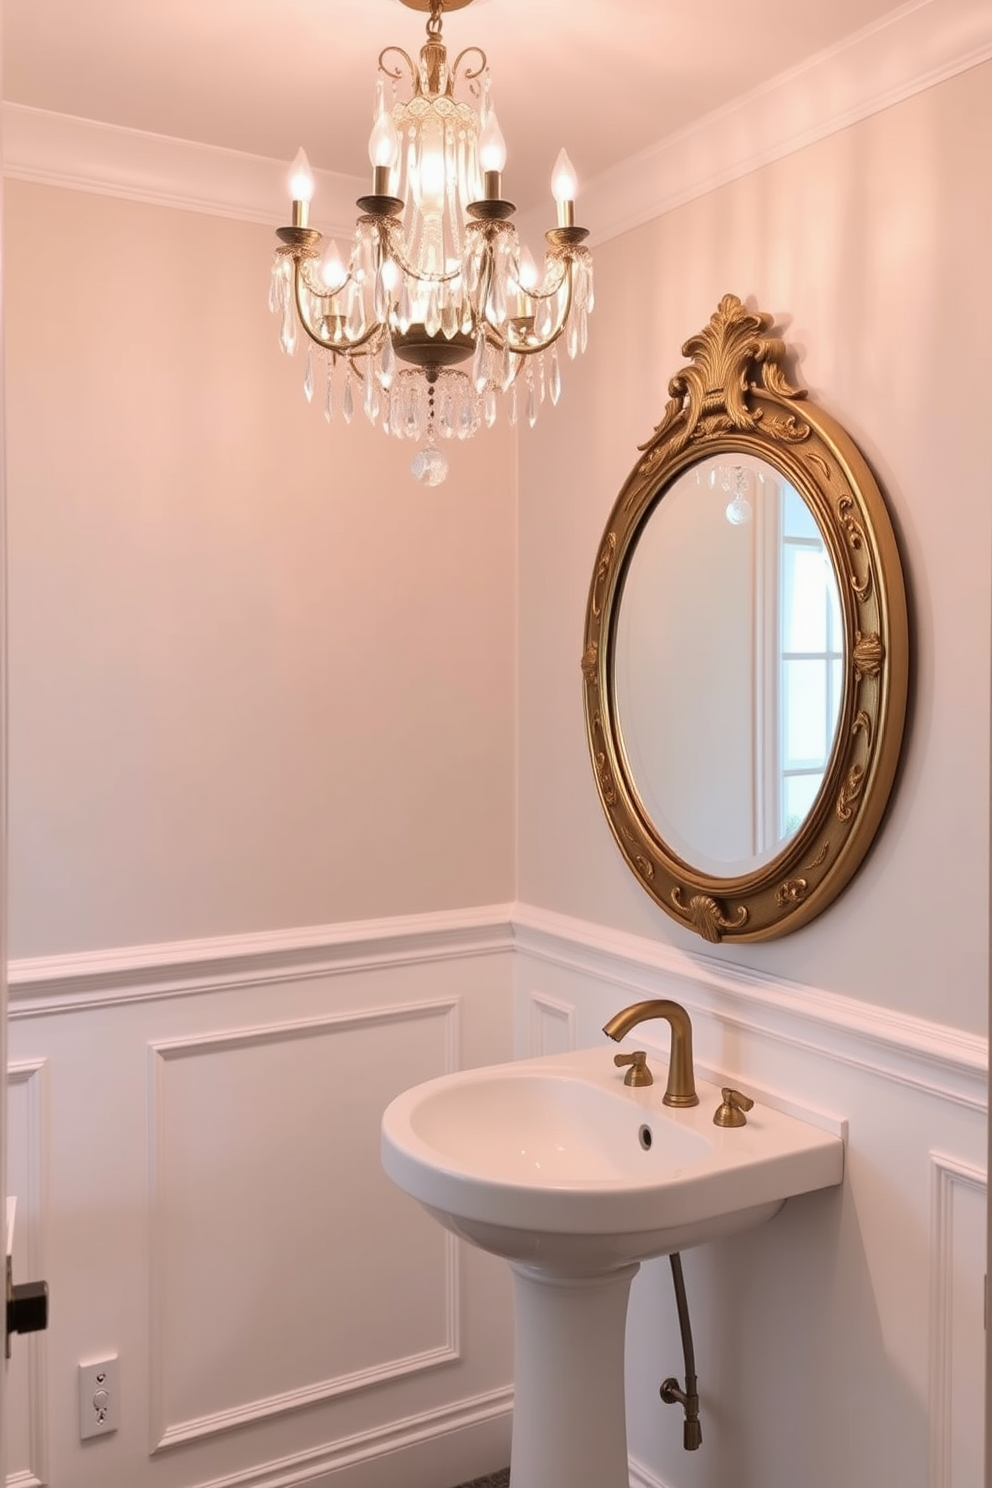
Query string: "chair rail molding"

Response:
xmin=7 ymin=904 xmax=516 ymax=1016
xmin=9 ymin=899 xmax=985 ymax=1109
xmin=512 ymin=904 xmax=987 ymax=1113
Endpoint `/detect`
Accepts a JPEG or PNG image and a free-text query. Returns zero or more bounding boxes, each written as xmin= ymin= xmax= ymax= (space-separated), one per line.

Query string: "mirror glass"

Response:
xmin=613 ymin=454 xmax=844 ymax=877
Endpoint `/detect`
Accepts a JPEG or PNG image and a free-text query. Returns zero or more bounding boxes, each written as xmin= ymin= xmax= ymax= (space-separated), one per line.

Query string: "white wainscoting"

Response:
xmin=512 ymin=905 xmax=988 ymax=1488
xmin=6 ymin=909 xmax=516 ymax=1488
xmin=6 ymin=902 xmax=988 ymax=1488
xmin=148 ymin=1003 xmax=461 ymax=1452
xmin=930 ymin=1154 xmax=988 ymax=1488
xmin=6 ymin=1060 xmax=48 ymax=1488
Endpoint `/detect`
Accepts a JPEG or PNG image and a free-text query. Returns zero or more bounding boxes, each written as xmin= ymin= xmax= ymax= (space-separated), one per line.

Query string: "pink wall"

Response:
xmin=4 ymin=183 xmax=518 ymax=955
xmin=517 ymin=62 xmax=992 ymax=1034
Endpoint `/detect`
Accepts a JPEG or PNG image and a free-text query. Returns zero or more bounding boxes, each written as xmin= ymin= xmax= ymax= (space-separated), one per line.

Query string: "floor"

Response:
xmin=454 ymin=1473 xmax=510 ymax=1488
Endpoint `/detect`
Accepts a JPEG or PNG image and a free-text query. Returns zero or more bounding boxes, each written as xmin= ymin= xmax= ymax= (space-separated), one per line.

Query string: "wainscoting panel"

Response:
xmin=6 ymin=913 xmax=516 ymax=1488
xmin=930 ymin=1154 xmax=987 ymax=1488
xmin=149 ymin=1003 xmax=460 ymax=1450
xmin=5 ymin=1060 xmax=48 ymax=1488
xmin=527 ymin=992 xmax=574 ymax=1058
xmin=6 ymin=904 xmax=987 ymax=1488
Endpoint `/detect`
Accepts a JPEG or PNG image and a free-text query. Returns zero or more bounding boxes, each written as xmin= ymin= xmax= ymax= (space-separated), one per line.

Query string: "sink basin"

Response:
xmin=381 ymin=1045 xmax=844 ymax=1488
xmin=381 ymin=1045 xmax=844 ymax=1271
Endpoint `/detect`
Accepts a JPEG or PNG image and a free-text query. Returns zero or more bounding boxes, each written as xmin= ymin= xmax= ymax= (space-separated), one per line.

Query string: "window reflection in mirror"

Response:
xmin=775 ymin=484 xmax=843 ymax=842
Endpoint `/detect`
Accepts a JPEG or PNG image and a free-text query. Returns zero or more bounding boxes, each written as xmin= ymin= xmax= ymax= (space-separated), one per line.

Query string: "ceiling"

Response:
xmin=4 ymin=0 xmax=912 ymax=214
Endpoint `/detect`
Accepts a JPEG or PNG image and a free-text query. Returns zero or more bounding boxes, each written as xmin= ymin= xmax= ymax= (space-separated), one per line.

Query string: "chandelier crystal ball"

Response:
xmin=269 ymin=0 xmax=594 ymax=485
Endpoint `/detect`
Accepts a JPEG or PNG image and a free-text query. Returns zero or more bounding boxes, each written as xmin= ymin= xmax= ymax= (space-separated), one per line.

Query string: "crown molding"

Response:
xmin=564 ymin=0 xmax=992 ymax=248
xmin=0 ymin=105 xmax=365 ymax=236
xmin=2 ymin=0 xmax=990 ymax=239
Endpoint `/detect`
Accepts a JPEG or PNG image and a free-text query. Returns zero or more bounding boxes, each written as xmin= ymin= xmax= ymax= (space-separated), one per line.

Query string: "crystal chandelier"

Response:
xmin=269 ymin=0 xmax=593 ymax=485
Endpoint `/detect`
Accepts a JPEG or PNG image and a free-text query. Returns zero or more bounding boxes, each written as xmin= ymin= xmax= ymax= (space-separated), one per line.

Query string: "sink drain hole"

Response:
xmin=639 ymin=1124 xmax=653 ymax=1150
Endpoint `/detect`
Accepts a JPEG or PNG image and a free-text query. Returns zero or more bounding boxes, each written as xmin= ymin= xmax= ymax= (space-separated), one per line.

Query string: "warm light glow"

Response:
xmin=289 ymin=147 xmax=315 ymax=203
xmin=517 ymin=246 xmax=539 ymax=292
xmin=551 ymin=148 xmax=577 ymax=205
xmin=320 ymin=240 xmax=348 ymax=292
xmin=417 ymin=137 xmax=446 ymax=209
xmin=271 ymin=6 xmax=592 ymax=486
xmin=478 ymin=108 xmax=507 ymax=174
xmin=369 ymin=112 xmax=399 ymax=170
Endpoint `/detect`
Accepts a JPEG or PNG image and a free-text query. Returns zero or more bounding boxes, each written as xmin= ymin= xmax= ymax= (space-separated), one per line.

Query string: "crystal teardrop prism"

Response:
xmin=472 ymin=331 xmax=487 ymax=393
xmin=268 ymin=258 xmax=284 ymax=314
xmin=397 ymin=277 xmax=413 ymax=335
xmin=425 ymin=287 xmax=441 ymax=337
xmin=280 ymin=300 xmax=297 ymax=356
xmin=380 ymin=333 xmax=396 ymax=389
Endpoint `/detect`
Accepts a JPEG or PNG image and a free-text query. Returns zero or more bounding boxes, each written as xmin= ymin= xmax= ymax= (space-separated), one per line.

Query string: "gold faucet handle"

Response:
xmin=713 ymin=1087 xmax=755 ymax=1127
xmin=614 ymin=1050 xmax=653 ymax=1088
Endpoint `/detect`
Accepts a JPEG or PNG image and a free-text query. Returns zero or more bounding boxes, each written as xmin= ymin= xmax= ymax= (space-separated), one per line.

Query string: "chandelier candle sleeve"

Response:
xmin=270 ymin=0 xmax=593 ymax=485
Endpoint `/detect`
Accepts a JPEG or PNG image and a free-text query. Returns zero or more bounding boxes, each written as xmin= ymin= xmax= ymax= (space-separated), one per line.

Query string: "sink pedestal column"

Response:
xmin=509 ymin=1261 xmax=639 ymax=1488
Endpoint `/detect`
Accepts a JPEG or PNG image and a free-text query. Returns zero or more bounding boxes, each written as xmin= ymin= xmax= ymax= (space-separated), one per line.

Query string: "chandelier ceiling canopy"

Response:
xmin=270 ymin=0 xmax=594 ymax=485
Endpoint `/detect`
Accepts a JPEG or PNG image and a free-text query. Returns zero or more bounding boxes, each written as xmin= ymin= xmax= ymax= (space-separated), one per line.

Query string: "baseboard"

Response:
xmin=189 ymin=1388 xmax=513 ymax=1488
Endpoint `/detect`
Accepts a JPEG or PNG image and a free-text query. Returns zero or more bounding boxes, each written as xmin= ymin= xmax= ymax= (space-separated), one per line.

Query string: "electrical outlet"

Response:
xmin=78 ymin=1356 xmax=119 ymax=1439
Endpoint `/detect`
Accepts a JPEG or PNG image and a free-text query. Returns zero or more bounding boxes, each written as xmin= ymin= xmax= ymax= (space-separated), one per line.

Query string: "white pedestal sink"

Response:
xmin=381 ymin=1047 xmax=843 ymax=1488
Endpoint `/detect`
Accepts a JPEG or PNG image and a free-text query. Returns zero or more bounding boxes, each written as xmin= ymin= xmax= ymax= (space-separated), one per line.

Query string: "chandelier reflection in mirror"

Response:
xmin=269 ymin=0 xmax=594 ymax=485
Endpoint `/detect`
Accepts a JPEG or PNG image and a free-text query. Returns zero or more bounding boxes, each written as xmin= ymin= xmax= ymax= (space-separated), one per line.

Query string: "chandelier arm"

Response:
xmin=378 ymin=46 xmax=417 ymax=87
xmin=499 ymin=262 xmax=577 ymax=358
xmin=450 ymin=46 xmax=487 ymax=87
xmin=291 ymin=262 xmax=385 ymax=358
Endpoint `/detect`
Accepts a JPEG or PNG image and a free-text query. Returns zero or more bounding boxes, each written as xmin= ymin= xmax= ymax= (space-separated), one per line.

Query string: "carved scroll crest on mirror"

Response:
xmin=582 ymin=295 xmax=908 ymax=942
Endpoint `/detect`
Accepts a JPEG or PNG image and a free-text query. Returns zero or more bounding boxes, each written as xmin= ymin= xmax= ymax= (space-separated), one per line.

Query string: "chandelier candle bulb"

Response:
xmin=479 ymin=106 xmax=506 ymax=199
xmin=289 ymin=147 xmax=315 ymax=227
xmin=319 ymin=240 xmax=348 ymax=293
xmin=551 ymin=148 xmax=577 ymax=228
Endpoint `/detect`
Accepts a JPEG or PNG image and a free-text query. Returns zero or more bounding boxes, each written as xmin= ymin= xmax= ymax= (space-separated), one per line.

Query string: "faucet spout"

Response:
xmin=603 ymin=998 xmax=699 ymax=1108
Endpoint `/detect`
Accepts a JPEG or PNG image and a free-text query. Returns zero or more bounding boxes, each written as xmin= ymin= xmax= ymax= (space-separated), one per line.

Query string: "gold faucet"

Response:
xmin=602 ymin=999 xmax=699 ymax=1107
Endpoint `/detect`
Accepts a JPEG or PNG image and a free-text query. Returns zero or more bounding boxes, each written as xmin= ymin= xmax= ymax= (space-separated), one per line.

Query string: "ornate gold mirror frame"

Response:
xmin=582 ymin=295 xmax=909 ymax=942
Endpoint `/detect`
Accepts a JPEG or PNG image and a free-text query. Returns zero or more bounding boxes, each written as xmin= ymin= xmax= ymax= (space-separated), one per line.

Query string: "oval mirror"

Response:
xmin=582 ymin=295 xmax=908 ymax=942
